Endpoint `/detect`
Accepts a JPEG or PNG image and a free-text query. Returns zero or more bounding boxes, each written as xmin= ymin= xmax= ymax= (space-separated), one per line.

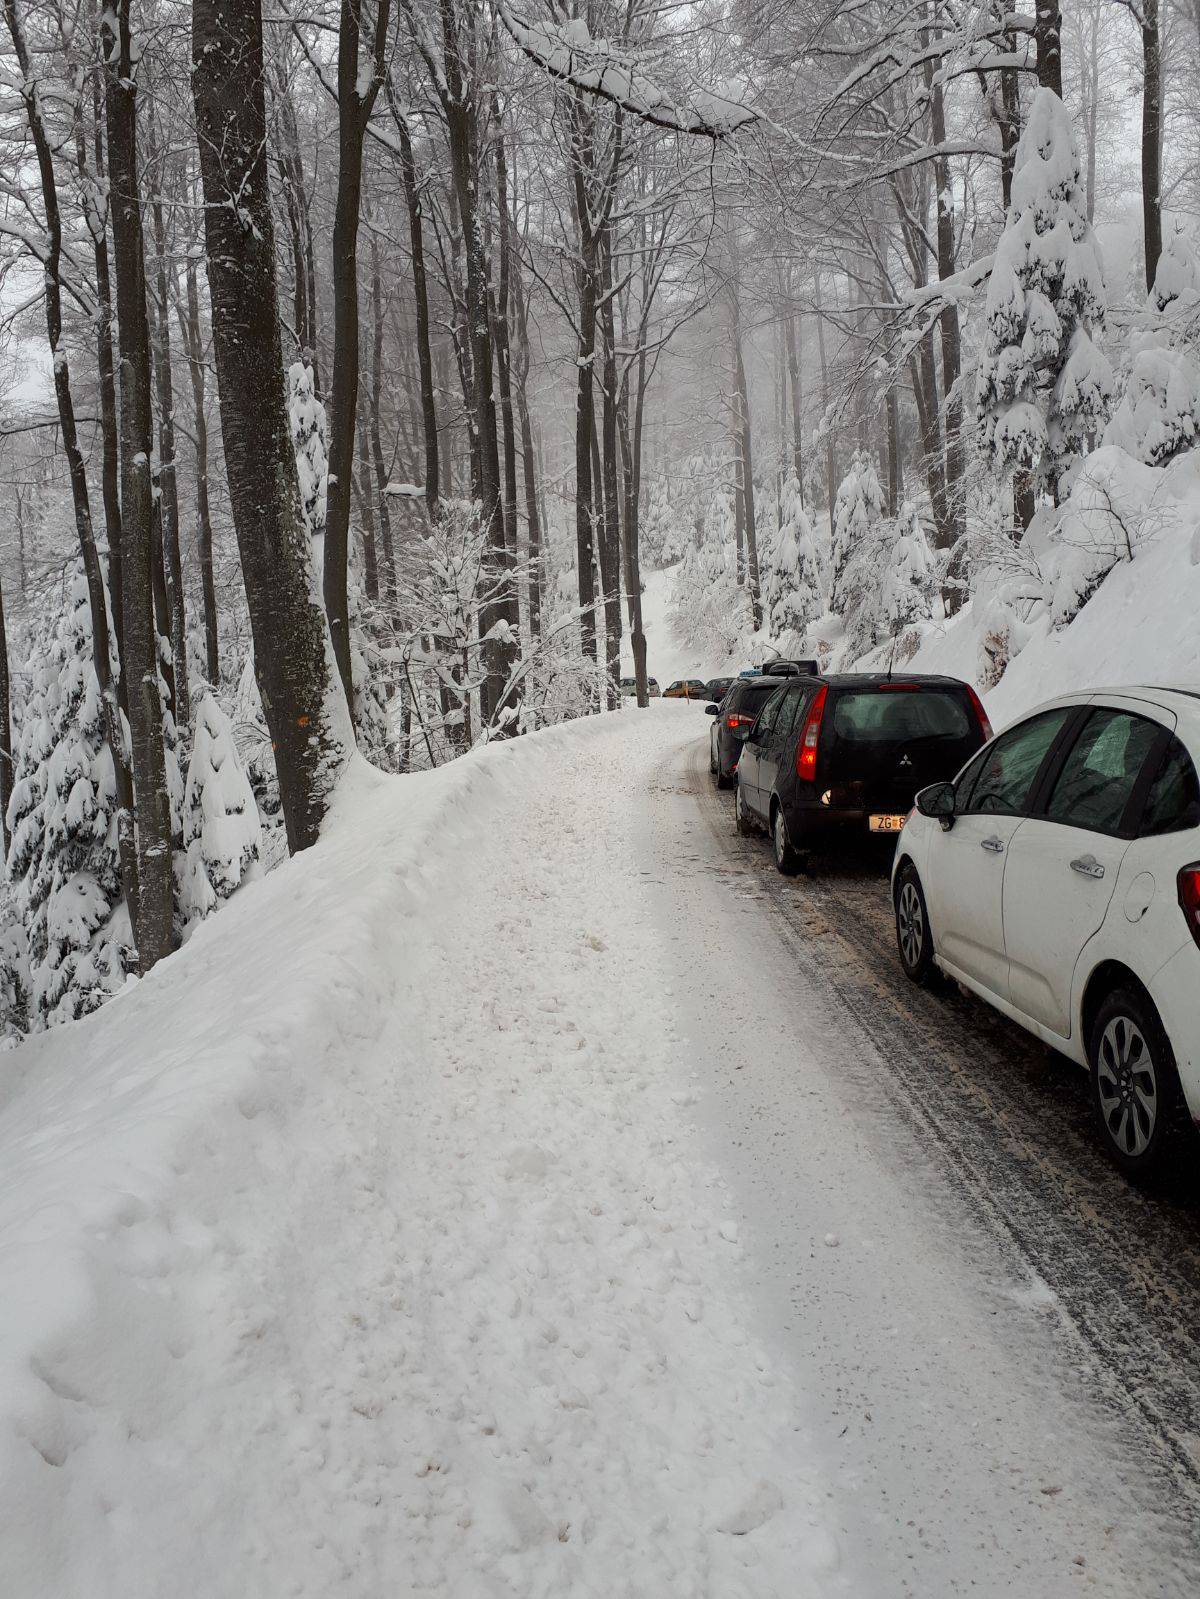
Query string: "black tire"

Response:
xmin=1088 ymin=986 xmax=1193 ymax=1183
xmin=770 ymin=803 xmax=801 ymax=875
xmin=894 ymin=862 xmax=937 ymax=984
xmin=735 ymin=782 xmax=756 ymax=836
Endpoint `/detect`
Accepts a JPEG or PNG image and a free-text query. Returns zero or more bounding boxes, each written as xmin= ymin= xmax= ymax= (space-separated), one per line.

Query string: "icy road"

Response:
xmin=3 ymin=704 xmax=1199 ymax=1599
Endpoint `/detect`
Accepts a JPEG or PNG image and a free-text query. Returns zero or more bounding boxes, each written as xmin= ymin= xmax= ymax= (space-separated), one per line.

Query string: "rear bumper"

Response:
xmin=790 ymin=803 xmax=905 ymax=840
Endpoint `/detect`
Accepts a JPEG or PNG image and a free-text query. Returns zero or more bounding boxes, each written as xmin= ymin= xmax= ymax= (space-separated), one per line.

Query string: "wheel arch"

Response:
xmin=1079 ymin=959 xmax=1155 ymax=1050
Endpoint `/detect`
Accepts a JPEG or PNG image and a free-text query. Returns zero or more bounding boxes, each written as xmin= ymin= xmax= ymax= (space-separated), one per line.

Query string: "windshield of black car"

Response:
xmin=831 ymin=689 xmax=972 ymax=743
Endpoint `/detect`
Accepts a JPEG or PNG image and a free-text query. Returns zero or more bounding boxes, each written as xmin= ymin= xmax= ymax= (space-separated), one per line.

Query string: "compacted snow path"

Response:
xmin=1 ymin=706 xmax=838 ymax=1599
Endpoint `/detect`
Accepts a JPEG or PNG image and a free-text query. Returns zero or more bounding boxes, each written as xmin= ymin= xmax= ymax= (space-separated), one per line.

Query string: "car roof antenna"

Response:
xmin=885 ymin=627 xmax=900 ymax=682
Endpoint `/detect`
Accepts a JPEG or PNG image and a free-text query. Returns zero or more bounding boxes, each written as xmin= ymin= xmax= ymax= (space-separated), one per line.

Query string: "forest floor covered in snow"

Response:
xmin=0 ymin=707 xmax=842 ymax=1599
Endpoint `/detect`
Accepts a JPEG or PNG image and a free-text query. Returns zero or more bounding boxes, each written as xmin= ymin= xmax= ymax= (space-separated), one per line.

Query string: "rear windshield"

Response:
xmin=730 ymin=682 xmax=783 ymax=713
xmin=831 ymin=688 xmax=972 ymax=743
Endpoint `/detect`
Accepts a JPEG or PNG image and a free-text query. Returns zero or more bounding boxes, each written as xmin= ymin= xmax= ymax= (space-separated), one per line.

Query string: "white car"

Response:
xmin=892 ymin=687 xmax=1200 ymax=1181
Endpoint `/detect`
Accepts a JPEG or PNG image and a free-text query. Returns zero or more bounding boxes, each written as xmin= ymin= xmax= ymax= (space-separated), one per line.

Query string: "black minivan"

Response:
xmin=733 ymin=673 xmax=991 ymax=871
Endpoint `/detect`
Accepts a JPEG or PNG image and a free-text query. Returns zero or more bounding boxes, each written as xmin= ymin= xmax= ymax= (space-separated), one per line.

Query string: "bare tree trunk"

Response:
xmin=814 ymin=273 xmax=838 ymax=539
xmin=492 ymin=106 xmax=522 ymax=640
xmin=729 ymin=291 xmax=761 ymax=626
xmin=325 ymin=0 xmax=391 ymax=715
xmin=510 ymin=226 xmax=542 ymax=638
xmin=1036 ymin=0 xmax=1063 ymax=95
xmin=928 ymin=65 xmax=964 ymax=549
xmin=598 ymin=229 xmax=623 ymax=706
xmin=176 ymin=249 xmax=220 ymax=685
xmin=367 ymin=229 xmax=397 ymax=600
xmin=104 ymin=0 xmax=174 ymax=969
xmin=385 ymin=87 xmax=440 ymax=519
xmin=0 ymin=571 xmax=9 ymax=858
xmin=785 ymin=302 xmax=804 ymax=489
xmin=1141 ymin=0 xmax=1163 ymax=290
xmin=76 ymin=67 xmax=125 ymax=693
xmin=193 ymin=0 xmax=350 ymax=852
xmin=148 ymin=176 xmax=189 ymax=727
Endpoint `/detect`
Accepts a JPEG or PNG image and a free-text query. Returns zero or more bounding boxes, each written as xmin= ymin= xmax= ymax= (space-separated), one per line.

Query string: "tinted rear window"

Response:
xmin=730 ymin=683 xmax=783 ymax=713
xmin=831 ymin=689 xmax=972 ymax=742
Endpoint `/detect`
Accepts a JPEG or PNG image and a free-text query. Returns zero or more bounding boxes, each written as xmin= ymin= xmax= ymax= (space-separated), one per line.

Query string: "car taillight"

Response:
xmin=1177 ymin=866 xmax=1200 ymax=950
xmin=796 ymin=685 xmax=828 ymax=782
xmin=966 ymin=685 xmax=993 ymax=741
xmin=727 ymin=712 xmax=750 ymax=729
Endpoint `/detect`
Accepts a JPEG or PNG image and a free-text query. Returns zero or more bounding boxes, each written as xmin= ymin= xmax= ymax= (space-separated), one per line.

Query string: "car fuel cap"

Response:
xmin=1123 ymin=871 xmax=1155 ymax=924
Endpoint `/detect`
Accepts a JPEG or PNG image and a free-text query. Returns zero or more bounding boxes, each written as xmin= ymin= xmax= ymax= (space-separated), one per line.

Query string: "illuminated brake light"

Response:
xmin=1178 ymin=866 xmax=1200 ymax=951
xmin=796 ymin=685 xmax=828 ymax=782
xmin=966 ymin=684 xmax=993 ymax=741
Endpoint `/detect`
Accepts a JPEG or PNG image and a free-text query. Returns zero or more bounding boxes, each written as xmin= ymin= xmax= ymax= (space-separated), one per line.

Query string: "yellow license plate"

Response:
xmin=869 ymin=813 xmax=906 ymax=833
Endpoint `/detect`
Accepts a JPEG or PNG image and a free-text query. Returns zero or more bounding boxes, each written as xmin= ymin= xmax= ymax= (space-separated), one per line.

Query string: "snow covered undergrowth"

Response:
xmin=0 ymin=707 xmax=839 ymax=1599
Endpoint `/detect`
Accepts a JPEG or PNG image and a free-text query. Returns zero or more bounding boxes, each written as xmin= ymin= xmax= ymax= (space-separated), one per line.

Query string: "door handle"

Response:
xmin=980 ymin=836 xmax=1005 ymax=853
xmin=1070 ymin=854 xmax=1105 ymax=880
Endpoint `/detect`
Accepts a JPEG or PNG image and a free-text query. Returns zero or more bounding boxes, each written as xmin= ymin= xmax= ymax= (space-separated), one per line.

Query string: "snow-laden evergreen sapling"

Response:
xmin=829 ymin=450 xmax=884 ymax=618
xmin=6 ymin=572 xmax=133 ymax=1027
xmin=763 ymin=473 xmax=822 ymax=645
xmin=180 ymin=691 xmax=262 ymax=928
xmin=1105 ymin=235 xmax=1200 ymax=468
xmin=976 ymin=88 xmax=1115 ymax=509
xmin=883 ymin=506 xmax=939 ymax=634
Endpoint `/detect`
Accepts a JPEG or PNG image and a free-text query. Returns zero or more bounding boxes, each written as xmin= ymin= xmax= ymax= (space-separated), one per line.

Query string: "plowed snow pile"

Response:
xmin=0 ymin=706 xmax=840 ymax=1599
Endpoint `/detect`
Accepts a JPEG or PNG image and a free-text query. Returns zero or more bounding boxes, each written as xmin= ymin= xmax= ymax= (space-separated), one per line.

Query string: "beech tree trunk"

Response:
xmin=386 ymin=87 xmax=440 ymax=519
xmin=104 ymin=0 xmax=174 ymax=970
xmin=325 ymin=0 xmax=391 ymax=715
xmin=1036 ymin=0 xmax=1063 ymax=96
xmin=148 ymin=178 xmax=189 ymax=726
xmin=193 ymin=0 xmax=350 ymax=853
xmin=368 ymin=229 xmax=397 ymax=599
xmin=1141 ymin=0 xmax=1163 ymax=291
xmin=730 ymin=295 xmax=761 ymax=627
xmin=176 ymin=250 xmax=219 ymax=685
xmin=598 ymin=230 xmax=623 ymax=706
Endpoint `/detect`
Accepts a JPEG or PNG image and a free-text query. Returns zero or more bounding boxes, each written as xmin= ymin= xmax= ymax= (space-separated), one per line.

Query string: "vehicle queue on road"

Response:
xmin=671 ymin=663 xmax=1200 ymax=1186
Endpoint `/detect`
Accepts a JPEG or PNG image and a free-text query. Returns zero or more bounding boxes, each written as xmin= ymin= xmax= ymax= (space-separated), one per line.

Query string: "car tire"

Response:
xmin=894 ymin=863 xmax=937 ymax=985
xmin=1088 ymin=986 xmax=1193 ymax=1183
xmin=770 ymin=803 xmax=801 ymax=875
xmin=735 ymin=783 xmax=755 ymax=836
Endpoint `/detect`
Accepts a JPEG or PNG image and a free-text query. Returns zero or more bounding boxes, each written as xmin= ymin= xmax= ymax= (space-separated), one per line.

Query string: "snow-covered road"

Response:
xmin=3 ymin=704 xmax=1199 ymax=1597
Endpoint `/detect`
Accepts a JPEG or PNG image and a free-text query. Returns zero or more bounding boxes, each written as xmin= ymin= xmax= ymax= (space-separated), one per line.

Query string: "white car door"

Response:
xmin=924 ymin=706 xmax=1076 ymax=999
xmin=1002 ymin=705 xmax=1172 ymax=1038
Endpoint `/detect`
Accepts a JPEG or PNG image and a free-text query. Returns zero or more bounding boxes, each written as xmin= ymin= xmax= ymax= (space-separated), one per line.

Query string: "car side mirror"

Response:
xmin=705 ymin=703 xmax=719 ymax=716
xmin=915 ymin=781 xmax=956 ymax=826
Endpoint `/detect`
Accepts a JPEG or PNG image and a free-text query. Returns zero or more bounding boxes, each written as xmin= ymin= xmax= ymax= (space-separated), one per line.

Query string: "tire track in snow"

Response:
xmin=680 ymin=736 xmax=1200 ymax=1561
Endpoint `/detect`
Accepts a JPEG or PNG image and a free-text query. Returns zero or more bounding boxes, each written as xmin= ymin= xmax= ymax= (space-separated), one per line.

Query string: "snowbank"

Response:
xmin=894 ymin=464 xmax=1200 ymax=730
xmin=0 ymin=709 xmax=837 ymax=1598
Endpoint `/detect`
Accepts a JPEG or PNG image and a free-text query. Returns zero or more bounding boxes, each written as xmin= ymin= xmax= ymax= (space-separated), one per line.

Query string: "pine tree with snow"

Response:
xmin=1105 ymin=235 xmax=1200 ymax=468
xmin=976 ymin=88 xmax=1115 ymax=508
xmin=6 ymin=573 xmax=133 ymax=1028
xmin=763 ymin=474 xmax=822 ymax=643
xmin=883 ymin=507 xmax=939 ymax=633
xmin=231 ymin=655 xmax=280 ymax=820
xmin=830 ymin=451 xmax=884 ymax=616
xmin=180 ymin=692 xmax=262 ymax=928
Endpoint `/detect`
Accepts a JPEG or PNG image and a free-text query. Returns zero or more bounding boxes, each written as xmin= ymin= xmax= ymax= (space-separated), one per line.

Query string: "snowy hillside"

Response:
xmin=0 ymin=713 xmax=839 ymax=1599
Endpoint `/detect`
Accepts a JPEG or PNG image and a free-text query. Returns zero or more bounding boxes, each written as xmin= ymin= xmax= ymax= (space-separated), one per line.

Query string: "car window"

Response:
xmin=774 ymin=688 xmax=808 ymax=740
xmin=964 ymin=707 xmax=1073 ymax=817
xmin=830 ymin=688 xmax=971 ymax=743
xmin=754 ymin=688 xmax=786 ymax=737
xmin=1138 ymin=735 xmax=1200 ymax=836
xmin=1044 ymin=709 xmax=1161 ymax=834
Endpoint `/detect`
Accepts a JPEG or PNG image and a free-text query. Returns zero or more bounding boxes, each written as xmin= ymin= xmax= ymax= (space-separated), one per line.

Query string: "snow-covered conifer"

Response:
xmin=6 ymin=573 xmax=133 ymax=1027
xmin=180 ymin=692 xmax=262 ymax=927
xmin=232 ymin=656 xmax=280 ymax=819
xmin=883 ymin=507 xmax=939 ymax=633
xmin=976 ymin=88 xmax=1115 ymax=503
xmin=830 ymin=451 xmax=884 ymax=616
xmin=1105 ymin=236 xmax=1200 ymax=468
xmin=764 ymin=474 xmax=822 ymax=642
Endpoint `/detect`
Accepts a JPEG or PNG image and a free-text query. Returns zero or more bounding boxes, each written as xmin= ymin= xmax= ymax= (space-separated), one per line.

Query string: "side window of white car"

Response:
xmin=962 ymin=708 xmax=1072 ymax=817
xmin=1044 ymin=710 xmax=1161 ymax=836
xmin=1139 ymin=736 xmax=1200 ymax=836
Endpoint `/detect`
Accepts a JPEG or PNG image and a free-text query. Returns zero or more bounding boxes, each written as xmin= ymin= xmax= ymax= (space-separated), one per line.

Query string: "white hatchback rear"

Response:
xmin=892 ymin=688 xmax=1200 ymax=1180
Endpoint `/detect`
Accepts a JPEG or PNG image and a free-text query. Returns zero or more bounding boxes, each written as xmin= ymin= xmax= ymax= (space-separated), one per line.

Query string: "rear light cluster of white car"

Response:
xmin=1178 ymin=866 xmax=1200 ymax=950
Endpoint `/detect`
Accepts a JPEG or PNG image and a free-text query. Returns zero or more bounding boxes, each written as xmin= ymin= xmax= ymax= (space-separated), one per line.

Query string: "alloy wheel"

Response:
xmin=897 ymin=881 xmax=924 ymax=970
xmin=1096 ymin=1015 xmax=1157 ymax=1159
